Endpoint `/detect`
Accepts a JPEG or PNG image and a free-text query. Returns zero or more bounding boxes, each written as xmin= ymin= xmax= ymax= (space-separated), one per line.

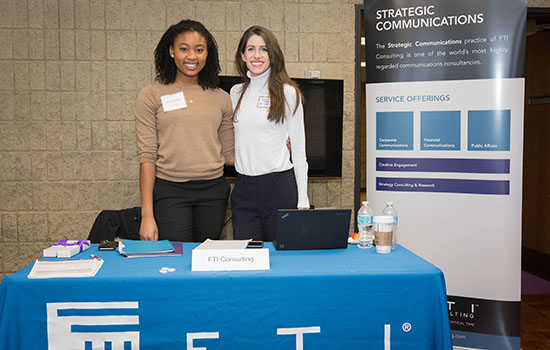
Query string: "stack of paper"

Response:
xmin=43 ymin=240 xmax=91 ymax=258
xmin=118 ymin=239 xmax=182 ymax=258
xmin=28 ymin=259 xmax=103 ymax=279
xmin=194 ymin=239 xmax=250 ymax=250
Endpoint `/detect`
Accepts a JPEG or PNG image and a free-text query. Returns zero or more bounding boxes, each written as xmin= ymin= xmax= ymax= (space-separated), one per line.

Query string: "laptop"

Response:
xmin=273 ymin=209 xmax=352 ymax=250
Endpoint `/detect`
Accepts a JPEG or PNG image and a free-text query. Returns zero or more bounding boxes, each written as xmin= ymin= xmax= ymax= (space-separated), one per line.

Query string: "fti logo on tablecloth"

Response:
xmin=47 ymin=302 xmax=140 ymax=350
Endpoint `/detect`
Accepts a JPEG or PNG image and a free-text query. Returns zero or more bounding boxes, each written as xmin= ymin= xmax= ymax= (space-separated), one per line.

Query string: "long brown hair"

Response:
xmin=233 ymin=26 xmax=303 ymax=124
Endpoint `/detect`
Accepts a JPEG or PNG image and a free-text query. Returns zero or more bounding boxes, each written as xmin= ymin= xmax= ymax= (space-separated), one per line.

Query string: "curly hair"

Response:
xmin=154 ymin=20 xmax=220 ymax=89
xmin=233 ymin=26 xmax=302 ymax=124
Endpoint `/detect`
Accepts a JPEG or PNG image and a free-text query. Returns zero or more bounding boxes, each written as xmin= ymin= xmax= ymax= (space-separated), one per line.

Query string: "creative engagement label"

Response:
xmin=191 ymin=248 xmax=270 ymax=271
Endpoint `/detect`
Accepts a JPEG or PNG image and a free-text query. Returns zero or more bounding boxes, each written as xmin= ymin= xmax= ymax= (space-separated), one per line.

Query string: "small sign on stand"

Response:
xmin=191 ymin=239 xmax=270 ymax=271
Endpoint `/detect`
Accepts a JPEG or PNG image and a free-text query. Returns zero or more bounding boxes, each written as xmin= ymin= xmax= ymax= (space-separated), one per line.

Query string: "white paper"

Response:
xmin=192 ymin=248 xmax=270 ymax=271
xmin=256 ymin=96 xmax=271 ymax=108
xmin=42 ymin=247 xmax=58 ymax=258
xmin=27 ymin=259 xmax=103 ymax=279
xmin=194 ymin=239 xmax=250 ymax=250
xmin=43 ymin=240 xmax=91 ymax=258
xmin=161 ymin=91 xmax=187 ymax=112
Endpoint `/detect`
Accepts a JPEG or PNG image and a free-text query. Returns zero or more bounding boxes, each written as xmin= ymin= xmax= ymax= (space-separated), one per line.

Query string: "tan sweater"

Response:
xmin=135 ymin=82 xmax=234 ymax=182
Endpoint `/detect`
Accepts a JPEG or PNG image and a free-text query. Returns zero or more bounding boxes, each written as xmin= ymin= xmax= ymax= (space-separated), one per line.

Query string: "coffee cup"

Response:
xmin=373 ymin=216 xmax=394 ymax=253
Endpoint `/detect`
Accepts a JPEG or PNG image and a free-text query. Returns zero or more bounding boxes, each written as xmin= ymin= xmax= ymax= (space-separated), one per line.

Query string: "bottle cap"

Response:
xmin=362 ymin=201 xmax=369 ymax=205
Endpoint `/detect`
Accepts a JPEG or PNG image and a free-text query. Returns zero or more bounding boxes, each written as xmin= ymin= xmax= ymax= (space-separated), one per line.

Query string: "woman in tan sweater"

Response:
xmin=134 ymin=20 xmax=234 ymax=242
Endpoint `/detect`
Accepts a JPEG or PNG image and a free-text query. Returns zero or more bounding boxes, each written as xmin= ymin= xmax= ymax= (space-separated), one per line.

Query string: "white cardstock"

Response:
xmin=257 ymin=96 xmax=271 ymax=108
xmin=161 ymin=91 xmax=187 ymax=112
xmin=191 ymin=248 xmax=270 ymax=271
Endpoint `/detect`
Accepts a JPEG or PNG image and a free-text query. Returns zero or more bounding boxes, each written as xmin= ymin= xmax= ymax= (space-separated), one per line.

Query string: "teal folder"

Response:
xmin=119 ymin=239 xmax=175 ymax=254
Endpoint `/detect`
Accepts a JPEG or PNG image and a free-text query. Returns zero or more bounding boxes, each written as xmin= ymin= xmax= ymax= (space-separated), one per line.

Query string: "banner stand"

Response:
xmin=364 ymin=1 xmax=526 ymax=348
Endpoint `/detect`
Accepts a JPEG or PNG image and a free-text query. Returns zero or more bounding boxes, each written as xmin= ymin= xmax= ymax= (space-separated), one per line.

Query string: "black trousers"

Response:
xmin=231 ymin=169 xmax=298 ymax=242
xmin=153 ymin=176 xmax=230 ymax=242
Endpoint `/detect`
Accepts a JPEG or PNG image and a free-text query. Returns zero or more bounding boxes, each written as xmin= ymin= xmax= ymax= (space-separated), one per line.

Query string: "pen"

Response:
xmin=90 ymin=254 xmax=102 ymax=260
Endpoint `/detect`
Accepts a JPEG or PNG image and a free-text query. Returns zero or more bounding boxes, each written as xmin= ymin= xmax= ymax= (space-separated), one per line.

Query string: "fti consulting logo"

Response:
xmin=47 ymin=302 xmax=140 ymax=350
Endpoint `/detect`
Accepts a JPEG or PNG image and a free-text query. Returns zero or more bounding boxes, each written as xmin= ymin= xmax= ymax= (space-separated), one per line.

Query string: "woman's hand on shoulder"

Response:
xmin=225 ymin=156 xmax=235 ymax=166
xmin=139 ymin=216 xmax=159 ymax=241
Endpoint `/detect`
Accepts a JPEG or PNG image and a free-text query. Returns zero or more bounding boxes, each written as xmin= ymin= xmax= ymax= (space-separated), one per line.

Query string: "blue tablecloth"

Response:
xmin=0 ymin=243 xmax=452 ymax=350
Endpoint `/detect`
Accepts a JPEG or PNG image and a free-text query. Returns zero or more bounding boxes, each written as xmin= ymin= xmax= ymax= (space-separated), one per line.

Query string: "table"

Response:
xmin=0 ymin=243 xmax=452 ymax=350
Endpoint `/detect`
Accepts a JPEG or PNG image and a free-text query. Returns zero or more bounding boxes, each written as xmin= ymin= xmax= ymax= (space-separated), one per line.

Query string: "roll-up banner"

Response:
xmin=363 ymin=1 xmax=525 ymax=349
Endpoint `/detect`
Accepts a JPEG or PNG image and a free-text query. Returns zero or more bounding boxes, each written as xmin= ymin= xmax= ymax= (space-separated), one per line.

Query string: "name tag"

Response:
xmin=161 ymin=92 xmax=187 ymax=112
xmin=257 ymin=96 xmax=271 ymax=108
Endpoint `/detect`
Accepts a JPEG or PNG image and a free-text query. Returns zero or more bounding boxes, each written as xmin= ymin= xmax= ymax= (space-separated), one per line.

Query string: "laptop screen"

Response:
xmin=274 ymin=209 xmax=351 ymax=250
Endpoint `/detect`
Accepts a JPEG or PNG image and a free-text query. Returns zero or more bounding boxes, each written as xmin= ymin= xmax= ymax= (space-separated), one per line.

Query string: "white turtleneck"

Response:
xmin=230 ymin=69 xmax=310 ymax=209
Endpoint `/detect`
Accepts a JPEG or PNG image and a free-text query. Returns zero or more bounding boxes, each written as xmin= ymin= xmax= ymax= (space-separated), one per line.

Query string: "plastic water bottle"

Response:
xmin=357 ymin=201 xmax=374 ymax=249
xmin=382 ymin=202 xmax=398 ymax=250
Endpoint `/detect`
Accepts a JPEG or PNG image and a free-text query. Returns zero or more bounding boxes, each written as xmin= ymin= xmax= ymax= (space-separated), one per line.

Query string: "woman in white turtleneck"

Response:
xmin=230 ymin=25 xmax=310 ymax=242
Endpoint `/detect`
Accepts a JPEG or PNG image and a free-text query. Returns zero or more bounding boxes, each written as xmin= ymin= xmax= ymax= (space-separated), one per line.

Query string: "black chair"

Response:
xmin=88 ymin=207 xmax=142 ymax=243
